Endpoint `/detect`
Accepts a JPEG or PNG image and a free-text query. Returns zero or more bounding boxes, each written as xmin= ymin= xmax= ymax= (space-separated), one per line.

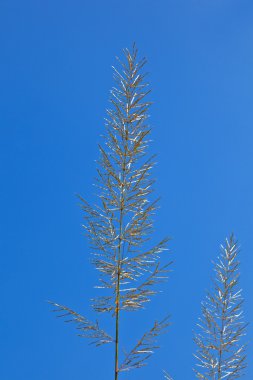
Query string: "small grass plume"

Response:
xmin=194 ymin=234 xmax=247 ymax=380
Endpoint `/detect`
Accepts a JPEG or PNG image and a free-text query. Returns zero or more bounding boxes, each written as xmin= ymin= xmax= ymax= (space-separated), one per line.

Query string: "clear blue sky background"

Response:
xmin=1 ymin=1 xmax=253 ymax=379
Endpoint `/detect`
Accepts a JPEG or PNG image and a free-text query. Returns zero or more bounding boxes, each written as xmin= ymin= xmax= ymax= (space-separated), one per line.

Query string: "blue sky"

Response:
xmin=1 ymin=1 xmax=253 ymax=379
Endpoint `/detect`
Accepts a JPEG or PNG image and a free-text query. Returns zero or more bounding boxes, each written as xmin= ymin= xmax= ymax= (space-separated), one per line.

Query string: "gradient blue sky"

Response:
xmin=1 ymin=1 xmax=253 ymax=379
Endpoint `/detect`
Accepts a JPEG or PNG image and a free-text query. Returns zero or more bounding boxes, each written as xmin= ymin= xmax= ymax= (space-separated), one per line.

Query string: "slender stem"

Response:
xmin=114 ymin=147 xmax=127 ymax=380
xmin=114 ymin=57 xmax=132 ymax=380
xmin=217 ymin=266 xmax=227 ymax=380
xmin=114 ymin=270 xmax=120 ymax=380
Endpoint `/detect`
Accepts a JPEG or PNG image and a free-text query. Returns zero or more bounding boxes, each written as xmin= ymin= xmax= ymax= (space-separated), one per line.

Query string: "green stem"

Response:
xmin=114 ymin=269 xmax=120 ymax=380
xmin=114 ymin=65 xmax=131 ymax=380
xmin=114 ymin=158 xmax=126 ymax=380
xmin=217 ymin=272 xmax=227 ymax=380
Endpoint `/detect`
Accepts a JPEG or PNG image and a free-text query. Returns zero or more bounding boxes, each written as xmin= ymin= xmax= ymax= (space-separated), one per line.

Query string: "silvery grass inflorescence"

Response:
xmin=194 ymin=235 xmax=247 ymax=380
xmin=49 ymin=44 xmax=171 ymax=380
